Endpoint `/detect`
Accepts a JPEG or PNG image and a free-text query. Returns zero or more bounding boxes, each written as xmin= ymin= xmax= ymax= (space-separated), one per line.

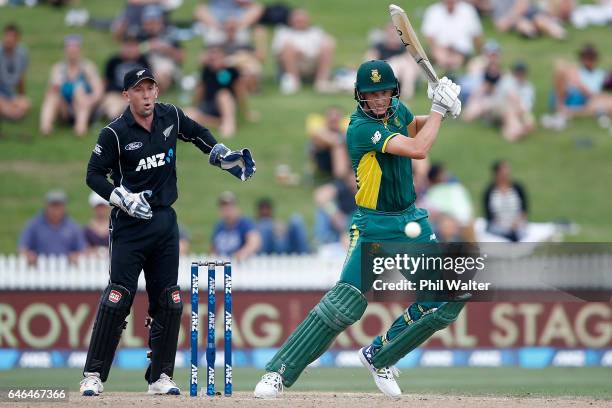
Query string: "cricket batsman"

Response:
xmin=80 ymin=68 xmax=255 ymax=396
xmin=254 ymin=60 xmax=463 ymax=398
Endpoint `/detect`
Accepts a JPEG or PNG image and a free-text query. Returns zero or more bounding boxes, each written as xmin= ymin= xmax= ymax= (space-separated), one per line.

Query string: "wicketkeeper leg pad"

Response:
xmin=83 ymin=283 xmax=132 ymax=382
xmin=265 ymin=282 xmax=367 ymax=387
xmin=145 ymin=285 xmax=183 ymax=383
xmin=371 ymin=301 xmax=465 ymax=369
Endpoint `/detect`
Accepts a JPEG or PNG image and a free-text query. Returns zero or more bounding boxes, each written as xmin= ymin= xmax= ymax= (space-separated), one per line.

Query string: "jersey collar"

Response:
xmin=123 ymin=106 xmax=138 ymax=128
xmin=122 ymin=103 xmax=170 ymax=129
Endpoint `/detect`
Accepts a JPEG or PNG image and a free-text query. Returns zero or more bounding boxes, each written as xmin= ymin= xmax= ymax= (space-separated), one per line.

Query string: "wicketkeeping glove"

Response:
xmin=209 ymin=143 xmax=256 ymax=181
xmin=109 ymin=186 xmax=153 ymax=220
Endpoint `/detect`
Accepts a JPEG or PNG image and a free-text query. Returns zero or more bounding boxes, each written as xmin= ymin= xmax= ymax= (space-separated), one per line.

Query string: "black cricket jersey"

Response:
xmin=86 ymin=102 xmax=217 ymax=208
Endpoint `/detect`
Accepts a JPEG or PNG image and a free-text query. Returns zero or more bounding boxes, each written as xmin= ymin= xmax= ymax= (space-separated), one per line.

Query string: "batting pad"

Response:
xmin=265 ymin=282 xmax=367 ymax=387
xmin=371 ymin=301 xmax=465 ymax=369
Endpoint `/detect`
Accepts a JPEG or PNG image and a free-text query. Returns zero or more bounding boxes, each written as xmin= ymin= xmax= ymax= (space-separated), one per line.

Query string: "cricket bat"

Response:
xmin=389 ymin=4 xmax=439 ymax=85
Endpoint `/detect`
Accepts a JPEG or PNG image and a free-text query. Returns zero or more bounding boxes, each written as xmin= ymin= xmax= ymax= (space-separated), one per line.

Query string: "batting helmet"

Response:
xmin=354 ymin=60 xmax=400 ymax=119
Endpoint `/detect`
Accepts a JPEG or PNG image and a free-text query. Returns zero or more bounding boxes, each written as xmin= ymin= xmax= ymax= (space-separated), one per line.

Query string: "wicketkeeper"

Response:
xmin=254 ymin=60 xmax=463 ymax=398
xmin=80 ymin=68 xmax=255 ymax=396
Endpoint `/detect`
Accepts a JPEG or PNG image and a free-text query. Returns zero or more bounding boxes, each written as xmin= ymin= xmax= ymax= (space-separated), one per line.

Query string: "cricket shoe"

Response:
xmin=359 ymin=345 xmax=401 ymax=398
xmin=80 ymin=372 xmax=103 ymax=396
xmin=147 ymin=373 xmax=180 ymax=395
xmin=254 ymin=372 xmax=284 ymax=399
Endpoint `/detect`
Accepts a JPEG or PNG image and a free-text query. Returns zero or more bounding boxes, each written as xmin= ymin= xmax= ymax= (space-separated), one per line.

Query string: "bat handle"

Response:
xmin=420 ymin=60 xmax=439 ymax=85
xmin=427 ymin=74 xmax=439 ymax=85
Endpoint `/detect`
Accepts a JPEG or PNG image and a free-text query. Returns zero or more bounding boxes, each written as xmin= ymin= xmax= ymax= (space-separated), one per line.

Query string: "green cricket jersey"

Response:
xmin=346 ymin=98 xmax=416 ymax=212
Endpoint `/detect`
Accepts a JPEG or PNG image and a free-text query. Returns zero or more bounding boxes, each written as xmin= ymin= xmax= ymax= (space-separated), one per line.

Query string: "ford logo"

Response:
xmin=125 ymin=142 xmax=143 ymax=151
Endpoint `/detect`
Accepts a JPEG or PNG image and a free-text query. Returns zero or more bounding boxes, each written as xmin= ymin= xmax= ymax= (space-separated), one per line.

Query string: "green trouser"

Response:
xmin=266 ymin=206 xmax=464 ymax=386
xmin=340 ymin=206 xmax=465 ymax=369
xmin=339 ymin=205 xmax=434 ymax=290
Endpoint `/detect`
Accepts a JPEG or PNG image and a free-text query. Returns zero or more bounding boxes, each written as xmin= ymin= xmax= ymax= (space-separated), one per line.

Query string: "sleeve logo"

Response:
xmin=371 ymin=130 xmax=382 ymax=144
xmin=93 ymin=144 xmax=102 ymax=156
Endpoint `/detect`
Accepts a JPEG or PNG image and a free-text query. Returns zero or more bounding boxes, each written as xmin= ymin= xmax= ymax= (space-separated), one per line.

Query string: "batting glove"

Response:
xmin=449 ymin=99 xmax=462 ymax=119
xmin=109 ymin=186 xmax=153 ymax=220
xmin=428 ymin=80 xmax=462 ymax=118
xmin=209 ymin=143 xmax=256 ymax=181
xmin=430 ymin=77 xmax=461 ymax=117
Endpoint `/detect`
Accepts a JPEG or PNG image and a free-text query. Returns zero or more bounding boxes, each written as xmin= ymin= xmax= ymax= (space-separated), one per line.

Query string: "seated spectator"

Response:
xmin=491 ymin=0 xmax=566 ymax=40
xmin=306 ymin=106 xmax=350 ymax=184
xmin=196 ymin=0 xmax=266 ymax=73
xmin=314 ymin=172 xmax=357 ymax=246
xmin=462 ymin=54 xmax=502 ymax=121
xmin=496 ymin=61 xmax=536 ymax=141
xmin=40 ymin=35 xmax=103 ymax=137
xmin=141 ymin=5 xmax=184 ymax=91
xmin=100 ymin=35 xmax=150 ymax=120
xmin=0 ymin=23 xmax=30 ymax=122
xmin=483 ymin=161 xmax=527 ymax=242
xmin=365 ymin=23 xmax=421 ymax=100
xmin=209 ymin=17 xmax=265 ymax=93
xmin=542 ymin=44 xmax=612 ymax=130
xmin=184 ymin=46 xmax=255 ymax=138
xmin=271 ymin=8 xmax=336 ymax=94
xmin=465 ymin=59 xmax=536 ymax=142
xmin=422 ymin=163 xmax=476 ymax=242
xmin=254 ymin=198 xmax=310 ymax=254
xmin=211 ymin=191 xmax=261 ymax=261
xmin=112 ymin=1 xmax=165 ymax=41
xmin=459 ymin=39 xmax=501 ymax=102
xmin=83 ymin=192 xmax=110 ymax=254
xmin=19 ymin=190 xmax=86 ymax=265
xmin=422 ymin=0 xmax=483 ymax=72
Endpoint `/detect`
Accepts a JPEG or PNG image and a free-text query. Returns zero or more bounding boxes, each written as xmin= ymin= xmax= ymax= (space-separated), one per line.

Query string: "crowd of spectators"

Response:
xmin=18 ymin=189 xmax=191 ymax=265
xmin=1 ymin=0 xmax=610 ymax=140
xmin=0 ymin=24 xmax=30 ymax=122
xmin=6 ymin=0 xmax=602 ymax=260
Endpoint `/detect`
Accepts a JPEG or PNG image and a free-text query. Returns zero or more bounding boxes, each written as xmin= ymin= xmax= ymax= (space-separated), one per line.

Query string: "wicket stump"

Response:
xmin=190 ymin=261 xmax=232 ymax=397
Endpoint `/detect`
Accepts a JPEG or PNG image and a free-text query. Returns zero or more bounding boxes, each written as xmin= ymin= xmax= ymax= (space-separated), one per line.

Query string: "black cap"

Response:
xmin=123 ymin=67 xmax=157 ymax=91
xmin=512 ymin=60 xmax=528 ymax=74
xmin=579 ymin=43 xmax=598 ymax=59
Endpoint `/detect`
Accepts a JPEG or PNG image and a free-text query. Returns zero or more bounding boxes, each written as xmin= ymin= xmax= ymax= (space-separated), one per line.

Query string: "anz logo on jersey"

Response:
xmin=135 ymin=148 xmax=174 ymax=172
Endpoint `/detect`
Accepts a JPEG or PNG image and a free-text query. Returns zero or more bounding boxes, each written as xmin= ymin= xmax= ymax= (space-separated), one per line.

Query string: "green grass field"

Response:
xmin=1 ymin=0 xmax=611 ymax=252
xmin=1 ymin=367 xmax=611 ymax=398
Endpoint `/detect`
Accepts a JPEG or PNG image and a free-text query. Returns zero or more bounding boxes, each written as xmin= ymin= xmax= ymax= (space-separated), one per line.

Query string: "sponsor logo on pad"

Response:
xmin=109 ymin=290 xmax=122 ymax=303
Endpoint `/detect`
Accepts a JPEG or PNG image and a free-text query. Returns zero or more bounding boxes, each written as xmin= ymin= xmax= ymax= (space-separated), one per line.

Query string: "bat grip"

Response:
xmin=420 ymin=61 xmax=439 ymax=85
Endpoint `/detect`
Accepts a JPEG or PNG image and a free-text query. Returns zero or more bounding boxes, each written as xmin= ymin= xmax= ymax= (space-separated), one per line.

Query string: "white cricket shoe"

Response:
xmin=359 ymin=346 xmax=401 ymax=399
xmin=147 ymin=373 xmax=180 ymax=395
xmin=80 ymin=372 xmax=103 ymax=396
xmin=254 ymin=372 xmax=284 ymax=399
